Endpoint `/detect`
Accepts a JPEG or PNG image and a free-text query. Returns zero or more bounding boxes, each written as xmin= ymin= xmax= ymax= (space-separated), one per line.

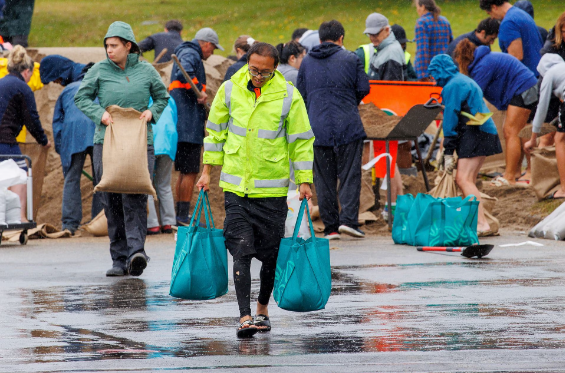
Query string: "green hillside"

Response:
xmin=30 ymin=0 xmax=562 ymax=57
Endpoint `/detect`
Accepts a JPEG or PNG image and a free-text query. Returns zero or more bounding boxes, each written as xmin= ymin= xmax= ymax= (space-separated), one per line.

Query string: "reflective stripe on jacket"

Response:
xmin=203 ymin=66 xmax=314 ymax=198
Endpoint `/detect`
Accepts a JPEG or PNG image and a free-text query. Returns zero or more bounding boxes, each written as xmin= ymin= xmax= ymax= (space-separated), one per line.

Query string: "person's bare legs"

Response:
xmin=383 ymin=165 xmax=403 ymax=205
xmin=455 ymin=156 xmax=489 ymax=232
xmin=397 ymin=142 xmax=413 ymax=169
xmin=176 ymin=173 xmax=197 ymax=202
xmin=554 ymin=132 xmax=565 ymax=198
xmin=8 ymin=184 xmax=27 ymax=222
xmin=502 ymin=105 xmax=531 ymax=183
xmin=539 ymin=132 xmax=556 ymax=148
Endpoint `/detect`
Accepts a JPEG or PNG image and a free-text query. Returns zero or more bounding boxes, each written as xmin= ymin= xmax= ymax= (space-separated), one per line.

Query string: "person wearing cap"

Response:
xmin=391 ymin=24 xmax=418 ymax=81
xmin=446 ymin=18 xmax=500 ymax=58
xmin=355 ymin=13 xmax=405 ymax=81
xmin=138 ymin=20 xmax=184 ymax=63
xmin=170 ymin=27 xmax=223 ymax=226
xmin=75 ymin=21 xmax=169 ymax=277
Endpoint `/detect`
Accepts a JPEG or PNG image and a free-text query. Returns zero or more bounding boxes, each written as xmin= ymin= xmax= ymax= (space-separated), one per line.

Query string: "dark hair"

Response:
xmin=292 ymin=28 xmax=309 ymax=40
xmin=319 ymin=20 xmax=345 ymax=42
xmin=275 ymin=41 xmax=305 ymax=64
xmin=417 ymin=0 xmax=441 ymax=21
xmin=476 ymin=17 xmax=500 ymax=36
xmin=105 ymin=36 xmax=140 ymax=54
xmin=247 ymin=42 xmax=280 ymax=67
xmin=453 ymin=39 xmax=477 ymax=76
xmin=234 ymin=35 xmax=255 ymax=53
xmin=165 ymin=20 xmax=183 ymax=33
xmin=479 ymin=0 xmax=507 ymax=11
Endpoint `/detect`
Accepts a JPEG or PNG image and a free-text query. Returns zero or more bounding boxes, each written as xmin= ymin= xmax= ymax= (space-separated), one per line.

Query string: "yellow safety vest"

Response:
xmin=203 ymin=66 xmax=314 ymax=197
xmin=405 ymin=51 xmax=411 ymax=65
xmin=359 ymin=43 xmax=376 ymax=74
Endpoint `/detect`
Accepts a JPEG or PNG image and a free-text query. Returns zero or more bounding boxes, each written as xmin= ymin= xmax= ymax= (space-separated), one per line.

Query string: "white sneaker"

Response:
xmin=324 ymin=232 xmax=341 ymax=240
xmin=338 ymin=225 xmax=365 ymax=238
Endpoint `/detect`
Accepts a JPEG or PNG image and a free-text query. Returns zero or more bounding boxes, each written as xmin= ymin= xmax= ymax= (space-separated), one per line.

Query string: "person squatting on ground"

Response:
xmin=40 ymin=55 xmax=103 ymax=233
xmin=0 ymin=45 xmax=51 ymax=221
xmin=355 ymin=13 xmax=407 ymax=220
xmin=428 ymin=54 xmax=502 ymax=236
xmin=524 ymin=54 xmax=565 ymax=199
xmin=446 ymin=18 xmax=500 ymax=58
xmin=479 ymin=0 xmax=542 ymax=77
xmin=454 ymin=39 xmax=538 ymax=186
xmin=170 ymin=27 xmax=223 ymax=226
xmin=147 ymin=96 xmax=178 ymax=235
xmin=297 ymin=20 xmax=370 ymax=239
xmin=138 ymin=20 xmax=184 ymax=63
xmin=75 ymin=21 xmax=169 ymax=277
xmin=276 ymin=41 xmax=306 ymax=86
xmin=224 ymin=35 xmax=255 ymax=82
xmin=413 ymin=0 xmax=453 ymax=81
xmin=197 ymin=42 xmax=314 ymax=338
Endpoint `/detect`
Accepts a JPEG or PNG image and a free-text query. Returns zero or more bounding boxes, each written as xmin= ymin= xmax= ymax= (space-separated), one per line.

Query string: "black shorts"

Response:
xmin=508 ymin=85 xmax=538 ymax=112
xmin=556 ymin=101 xmax=565 ymax=133
xmin=174 ymin=142 xmax=202 ymax=174
xmin=456 ymin=125 xmax=503 ymax=159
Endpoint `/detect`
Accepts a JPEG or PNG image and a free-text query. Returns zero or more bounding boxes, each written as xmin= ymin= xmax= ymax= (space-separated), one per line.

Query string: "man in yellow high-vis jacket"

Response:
xmin=196 ymin=42 xmax=314 ymax=339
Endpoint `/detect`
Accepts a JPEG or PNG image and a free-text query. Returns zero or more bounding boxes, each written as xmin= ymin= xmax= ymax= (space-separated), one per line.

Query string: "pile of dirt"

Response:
xmin=359 ymin=102 xmax=402 ymax=139
xmin=28 ymin=48 xmax=232 ymax=230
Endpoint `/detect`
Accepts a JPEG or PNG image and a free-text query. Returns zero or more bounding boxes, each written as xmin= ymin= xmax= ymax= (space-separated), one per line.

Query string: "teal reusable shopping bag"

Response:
xmin=170 ymin=190 xmax=228 ymax=300
xmin=414 ymin=195 xmax=479 ymax=247
xmin=405 ymin=193 xmax=437 ymax=246
xmin=392 ymin=194 xmax=415 ymax=244
xmin=274 ymin=199 xmax=331 ymax=312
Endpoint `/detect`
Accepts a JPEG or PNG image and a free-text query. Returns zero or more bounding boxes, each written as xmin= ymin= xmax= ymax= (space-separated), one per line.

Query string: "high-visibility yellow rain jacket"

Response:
xmin=203 ymin=66 xmax=314 ymax=198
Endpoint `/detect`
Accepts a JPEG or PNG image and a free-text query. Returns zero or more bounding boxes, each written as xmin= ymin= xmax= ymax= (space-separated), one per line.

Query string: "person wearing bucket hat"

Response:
xmin=170 ymin=27 xmax=222 ymax=227
xmin=75 ymin=21 xmax=169 ymax=277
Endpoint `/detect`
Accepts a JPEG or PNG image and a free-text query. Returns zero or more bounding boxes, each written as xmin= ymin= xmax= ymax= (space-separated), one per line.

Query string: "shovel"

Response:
xmin=417 ymin=244 xmax=494 ymax=258
xmin=424 ymin=98 xmax=493 ymax=126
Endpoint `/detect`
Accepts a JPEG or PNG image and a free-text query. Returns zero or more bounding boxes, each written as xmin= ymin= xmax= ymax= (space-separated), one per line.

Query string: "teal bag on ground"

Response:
xmin=414 ymin=195 xmax=479 ymax=247
xmin=274 ymin=199 xmax=331 ymax=312
xmin=169 ymin=190 xmax=228 ymax=300
xmin=392 ymin=194 xmax=415 ymax=244
xmin=405 ymin=193 xmax=437 ymax=246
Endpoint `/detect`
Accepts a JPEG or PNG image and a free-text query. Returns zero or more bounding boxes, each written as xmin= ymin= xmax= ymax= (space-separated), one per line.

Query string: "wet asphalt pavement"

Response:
xmin=1 ymin=232 xmax=565 ymax=372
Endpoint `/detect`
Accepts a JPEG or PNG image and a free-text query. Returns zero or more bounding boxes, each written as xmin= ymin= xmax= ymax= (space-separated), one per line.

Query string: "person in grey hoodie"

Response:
xmin=524 ymin=54 xmax=565 ymax=198
xmin=275 ymin=41 xmax=306 ymax=85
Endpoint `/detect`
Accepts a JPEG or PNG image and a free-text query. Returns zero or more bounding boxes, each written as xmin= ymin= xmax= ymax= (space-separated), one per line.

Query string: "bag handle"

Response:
xmin=189 ymin=190 xmax=214 ymax=229
xmin=188 ymin=190 xmax=205 ymax=228
xmin=292 ymin=198 xmax=316 ymax=242
xmin=203 ymin=191 xmax=215 ymax=229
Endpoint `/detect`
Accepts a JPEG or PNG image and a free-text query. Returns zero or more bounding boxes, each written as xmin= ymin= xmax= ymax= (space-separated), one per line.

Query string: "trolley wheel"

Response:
xmin=19 ymin=231 xmax=28 ymax=245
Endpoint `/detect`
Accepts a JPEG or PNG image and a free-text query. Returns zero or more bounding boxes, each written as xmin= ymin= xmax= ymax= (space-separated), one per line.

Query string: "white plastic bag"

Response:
xmin=529 ymin=201 xmax=565 ymax=240
xmin=284 ymin=189 xmax=311 ymax=239
xmin=0 ymin=189 xmax=6 ymax=225
xmin=5 ymin=189 xmax=21 ymax=224
xmin=0 ymin=159 xmax=27 ymax=188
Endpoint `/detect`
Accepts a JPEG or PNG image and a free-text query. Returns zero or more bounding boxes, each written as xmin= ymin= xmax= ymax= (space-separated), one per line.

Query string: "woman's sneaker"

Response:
xmin=324 ymin=232 xmax=341 ymax=240
xmin=338 ymin=225 xmax=365 ymax=238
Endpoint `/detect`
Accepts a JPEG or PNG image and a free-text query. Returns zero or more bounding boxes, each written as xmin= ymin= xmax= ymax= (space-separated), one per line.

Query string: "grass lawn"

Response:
xmin=31 ymin=0 xmax=563 ymax=58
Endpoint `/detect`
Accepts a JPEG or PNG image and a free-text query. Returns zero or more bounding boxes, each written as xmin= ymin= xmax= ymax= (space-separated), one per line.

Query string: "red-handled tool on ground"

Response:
xmin=417 ymin=244 xmax=494 ymax=258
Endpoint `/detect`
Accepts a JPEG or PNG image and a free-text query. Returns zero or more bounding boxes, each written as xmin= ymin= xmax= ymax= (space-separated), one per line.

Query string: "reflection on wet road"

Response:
xmin=4 ymin=251 xmax=565 ymax=368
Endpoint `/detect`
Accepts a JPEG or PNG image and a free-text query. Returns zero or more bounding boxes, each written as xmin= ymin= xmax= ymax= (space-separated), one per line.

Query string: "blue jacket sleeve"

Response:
xmin=52 ymin=94 xmax=65 ymax=154
xmin=355 ymin=56 xmax=370 ymax=104
xmin=441 ymin=83 xmax=462 ymax=155
xmin=296 ymin=64 xmax=307 ymax=105
xmin=173 ymin=50 xmax=204 ymax=91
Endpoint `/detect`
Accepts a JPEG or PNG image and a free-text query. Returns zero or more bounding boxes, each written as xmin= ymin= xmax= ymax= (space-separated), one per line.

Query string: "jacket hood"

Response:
xmin=104 ymin=21 xmax=141 ymax=54
xmin=537 ymin=53 xmax=565 ymax=77
xmin=174 ymin=40 xmax=203 ymax=59
xmin=514 ymin=0 xmax=534 ymax=18
xmin=39 ymin=55 xmax=86 ymax=86
xmin=428 ymin=54 xmax=459 ymax=87
xmin=468 ymin=45 xmax=490 ymax=74
xmin=309 ymin=42 xmax=343 ymax=59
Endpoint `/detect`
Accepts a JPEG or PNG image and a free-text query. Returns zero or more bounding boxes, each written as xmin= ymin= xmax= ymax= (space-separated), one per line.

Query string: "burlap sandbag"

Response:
xmin=429 ymin=171 xmax=458 ymax=198
xmin=83 ymin=210 xmax=108 ymax=237
xmin=480 ymin=193 xmax=500 ymax=235
xmin=94 ymin=106 xmax=156 ymax=197
xmin=360 ymin=169 xmax=376 ymax=213
xmin=531 ymin=146 xmax=560 ymax=201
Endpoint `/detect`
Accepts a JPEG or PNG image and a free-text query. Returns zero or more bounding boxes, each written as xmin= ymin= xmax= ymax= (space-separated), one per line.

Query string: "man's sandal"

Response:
xmin=253 ymin=314 xmax=271 ymax=332
xmin=236 ymin=320 xmax=258 ymax=338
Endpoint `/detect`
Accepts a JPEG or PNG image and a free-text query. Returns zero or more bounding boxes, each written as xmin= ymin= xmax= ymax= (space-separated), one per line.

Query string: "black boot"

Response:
xmin=176 ymin=201 xmax=191 ymax=226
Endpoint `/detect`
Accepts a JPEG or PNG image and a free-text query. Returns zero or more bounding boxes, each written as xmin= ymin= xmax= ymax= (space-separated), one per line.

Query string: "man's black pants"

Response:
xmin=314 ymin=138 xmax=363 ymax=235
xmin=223 ymin=192 xmax=287 ymax=318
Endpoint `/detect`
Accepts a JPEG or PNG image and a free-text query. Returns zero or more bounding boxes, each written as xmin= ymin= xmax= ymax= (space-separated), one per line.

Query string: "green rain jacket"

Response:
xmin=74 ymin=21 xmax=169 ymax=145
xmin=203 ymin=66 xmax=314 ymax=198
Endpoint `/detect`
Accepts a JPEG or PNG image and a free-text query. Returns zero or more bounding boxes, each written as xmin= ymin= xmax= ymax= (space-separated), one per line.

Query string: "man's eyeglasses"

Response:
xmin=248 ymin=68 xmax=273 ymax=78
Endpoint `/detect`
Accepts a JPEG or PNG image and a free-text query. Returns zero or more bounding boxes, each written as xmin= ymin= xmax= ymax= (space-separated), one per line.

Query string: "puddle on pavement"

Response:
xmin=7 ymin=263 xmax=565 ymax=364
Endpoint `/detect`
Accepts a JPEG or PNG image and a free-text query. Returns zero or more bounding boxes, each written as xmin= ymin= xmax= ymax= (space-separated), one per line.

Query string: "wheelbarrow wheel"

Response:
xmin=19 ymin=231 xmax=28 ymax=245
